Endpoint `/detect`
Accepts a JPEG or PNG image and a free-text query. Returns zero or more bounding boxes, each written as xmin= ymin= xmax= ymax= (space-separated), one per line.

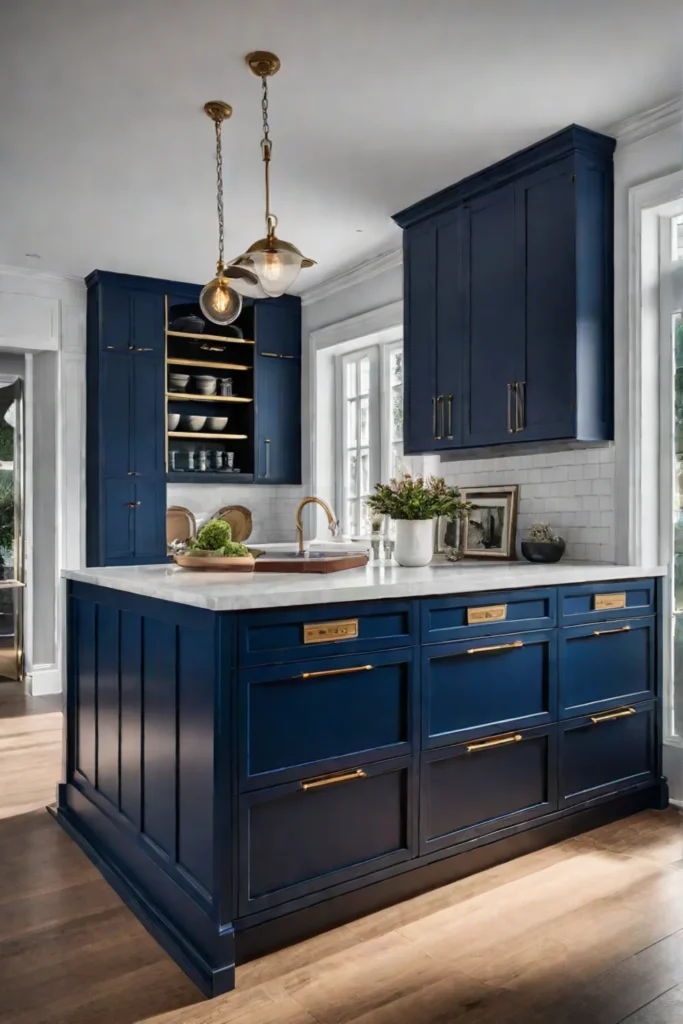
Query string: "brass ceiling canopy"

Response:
xmin=203 ymin=100 xmax=233 ymax=123
xmin=245 ymin=51 xmax=281 ymax=77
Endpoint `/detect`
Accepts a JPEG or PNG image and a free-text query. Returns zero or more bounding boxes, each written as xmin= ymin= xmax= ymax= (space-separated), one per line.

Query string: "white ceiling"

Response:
xmin=1 ymin=0 xmax=681 ymax=294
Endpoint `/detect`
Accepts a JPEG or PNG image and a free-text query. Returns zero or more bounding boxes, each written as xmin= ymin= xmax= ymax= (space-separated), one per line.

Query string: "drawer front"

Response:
xmin=239 ymin=601 xmax=417 ymax=667
xmin=239 ymin=756 xmax=414 ymax=915
xmin=559 ymin=700 xmax=656 ymax=808
xmin=559 ymin=617 xmax=655 ymax=719
xmin=558 ymin=579 xmax=655 ymax=626
xmin=421 ymin=588 xmax=556 ymax=645
xmin=420 ymin=725 xmax=558 ymax=854
xmin=423 ymin=631 xmax=556 ymax=748
xmin=239 ymin=648 xmax=418 ymax=789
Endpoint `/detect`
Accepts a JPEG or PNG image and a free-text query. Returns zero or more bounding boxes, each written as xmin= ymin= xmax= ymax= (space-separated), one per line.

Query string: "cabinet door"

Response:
xmin=130 ymin=291 xmax=164 ymax=354
xmin=255 ymin=354 xmax=301 ymax=484
xmin=255 ymin=298 xmax=301 ymax=359
xmin=102 ymin=479 xmax=135 ymax=562
xmin=132 ymin=353 xmax=165 ymax=477
xmin=133 ymin=479 xmax=167 ymax=562
xmin=461 ymin=184 xmax=523 ymax=447
xmin=99 ymin=287 xmax=131 ymax=352
xmin=100 ymin=353 xmax=132 ymax=477
xmin=403 ymin=225 xmax=439 ymax=452
xmin=515 ymin=160 xmax=577 ymax=441
xmin=435 ymin=210 xmax=465 ymax=448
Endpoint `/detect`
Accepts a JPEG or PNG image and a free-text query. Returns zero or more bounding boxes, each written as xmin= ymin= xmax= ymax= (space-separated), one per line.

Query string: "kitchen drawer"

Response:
xmin=423 ymin=631 xmax=556 ymax=748
xmin=238 ymin=601 xmax=417 ymax=668
xmin=239 ymin=648 xmax=418 ymax=789
xmin=559 ymin=617 xmax=655 ymax=719
xmin=420 ymin=725 xmax=557 ymax=854
xmin=559 ymin=700 xmax=656 ymax=808
xmin=558 ymin=579 xmax=655 ymax=626
xmin=238 ymin=755 xmax=414 ymax=915
xmin=421 ymin=588 xmax=555 ymax=645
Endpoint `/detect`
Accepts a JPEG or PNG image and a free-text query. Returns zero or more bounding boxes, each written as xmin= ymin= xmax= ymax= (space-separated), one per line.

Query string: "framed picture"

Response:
xmin=460 ymin=485 xmax=519 ymax=560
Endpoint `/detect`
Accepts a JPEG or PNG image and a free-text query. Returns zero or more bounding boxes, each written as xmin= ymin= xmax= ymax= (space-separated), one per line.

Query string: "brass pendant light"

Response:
xmin=200 ymin=101 xmax=258 ymax=324
xmin=230 ymin=52 xmax=315 ymax=299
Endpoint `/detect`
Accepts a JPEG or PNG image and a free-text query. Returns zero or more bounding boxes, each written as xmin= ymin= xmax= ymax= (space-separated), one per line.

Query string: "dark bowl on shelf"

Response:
xmin=221 ymin=324 xmax=243 ymax=339
xmin=521 ymin=538 xmax=566 ymax=563
xmin=170 ymin=315 xmax=205 ymax=334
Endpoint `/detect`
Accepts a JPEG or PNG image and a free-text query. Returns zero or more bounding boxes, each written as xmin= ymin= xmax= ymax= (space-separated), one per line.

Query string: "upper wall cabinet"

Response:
xmin=393 ymin=125 xmax=616 ymax=455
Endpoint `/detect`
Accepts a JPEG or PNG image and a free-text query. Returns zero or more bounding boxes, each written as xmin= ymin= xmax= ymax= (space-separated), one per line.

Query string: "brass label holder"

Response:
xmin=467 ymin=604 xmax=507 ymax=625
xmin=303 ymin=618 xmax=359 ymax=644
xmin=594 ymin=593 xmax=627 ymax=611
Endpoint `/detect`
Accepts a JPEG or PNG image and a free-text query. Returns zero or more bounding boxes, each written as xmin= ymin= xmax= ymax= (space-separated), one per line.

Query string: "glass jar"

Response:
xmin=444 ymin=517 xmax=466 ymax=561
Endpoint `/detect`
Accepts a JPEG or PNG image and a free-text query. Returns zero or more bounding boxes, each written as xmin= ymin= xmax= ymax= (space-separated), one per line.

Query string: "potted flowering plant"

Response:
xmin=365 ymin=473 xmax=470 ymax=566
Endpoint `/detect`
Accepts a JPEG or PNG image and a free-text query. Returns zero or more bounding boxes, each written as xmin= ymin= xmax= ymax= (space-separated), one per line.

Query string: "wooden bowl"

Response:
xmin=173 ymin=552 xmax=255 ymax=573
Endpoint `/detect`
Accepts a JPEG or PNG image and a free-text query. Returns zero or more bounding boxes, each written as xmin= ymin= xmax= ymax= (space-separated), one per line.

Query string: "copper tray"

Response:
xmin=173 ymin=553 xmax=255 ymax=573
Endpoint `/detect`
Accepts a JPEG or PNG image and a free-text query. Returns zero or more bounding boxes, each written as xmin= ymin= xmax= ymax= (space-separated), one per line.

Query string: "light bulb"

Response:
xmin=250 ymin=247 xmax=303 ymax=297
xmin=263 ymin=251 xmax=283 ymax=283
xmin=199 ymin=273 xmax=242 ymax=325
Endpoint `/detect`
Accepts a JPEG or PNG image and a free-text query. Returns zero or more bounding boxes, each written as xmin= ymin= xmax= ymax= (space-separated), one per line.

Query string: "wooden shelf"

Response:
xmin=168 ymin=431 xmax=249 ymax=440
xmin=167 ymin=357 xmax=251 ymax=371
xmin=167 ymin=471 xmax=254 ymax=484
xmin=167 ymin=393 xmax=253 ymax=404
xmin=166 ymin=330 xmax=254 ymax=345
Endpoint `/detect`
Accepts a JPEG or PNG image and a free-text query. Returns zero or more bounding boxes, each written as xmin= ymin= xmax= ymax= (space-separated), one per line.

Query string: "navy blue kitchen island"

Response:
xmin=56 ymin=562 xmax=667 ymax=997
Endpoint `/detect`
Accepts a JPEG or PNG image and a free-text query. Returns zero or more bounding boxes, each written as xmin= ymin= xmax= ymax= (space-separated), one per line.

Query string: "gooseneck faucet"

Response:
xmin=295 ymin=497 xmax=340 ymax=553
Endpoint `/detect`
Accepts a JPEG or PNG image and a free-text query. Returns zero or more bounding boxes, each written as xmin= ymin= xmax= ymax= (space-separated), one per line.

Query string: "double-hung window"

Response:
xmin=337 ymin=340 xmax=403 ymax=537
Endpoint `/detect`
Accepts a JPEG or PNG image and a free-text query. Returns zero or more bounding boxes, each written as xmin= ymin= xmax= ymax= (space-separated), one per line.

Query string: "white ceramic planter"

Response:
xmin=393 ymin=519 xmax=434 ymax=567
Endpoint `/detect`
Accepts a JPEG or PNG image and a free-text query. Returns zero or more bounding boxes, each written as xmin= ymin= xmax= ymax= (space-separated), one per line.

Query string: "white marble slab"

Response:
xmin=62 ymin=560 xmax=666 ymax=612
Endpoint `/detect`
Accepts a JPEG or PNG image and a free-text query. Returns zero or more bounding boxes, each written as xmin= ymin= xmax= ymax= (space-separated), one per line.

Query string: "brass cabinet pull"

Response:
xmin=302 ymin=768 xmax=367 ymax=790
xmin=127 ymin=471 xmax=138 ymax=476
xmin=466 ymin=640 xmax=524 ymax=655
xmin=506 ymin=383 xmax=516 ymax=433
xmin=593 ymin=626 xmax=630 ymax=636
xmin=515 ymin=381 xmax=526 ymax=432
xmin=300 ymin=664 xmax=373 ymax=679
xmin=446 ymin=394 xmax=453 ymax=439
xmin=263 ymin=439 xmax=271 ymax=479
xmin=261 ymin=351 xmax=280 ymax=358
xmin=467 ymin=733 xmax=522 ymax=753
xmin=433 ymin=396 xmax=443 ymax=440
xmin=590 ymin=707 xmax=637 ymax=725
xmin=127 ymin=501 xmax=141 ymax=508
xmin=136 ymin=347 xmax=154 ymax=352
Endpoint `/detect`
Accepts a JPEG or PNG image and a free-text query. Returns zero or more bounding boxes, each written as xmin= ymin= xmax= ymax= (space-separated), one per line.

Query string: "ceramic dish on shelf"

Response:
xmin=167 ymin=412 xmax=180 ymax=431
xmin=173 ymin=551 xmax=255 ymax=573
xmin=206 ymin=416 xmax=228 ymax=431
xmin=183 ymin=415 xmax=206 ymax=431
xmin=194 ymin=375 xmax=217 ymax=395
xmin=168 ymin=372 xmax=190 ymax=392
xmin=216 ymin=505 xmax=252 ymax=542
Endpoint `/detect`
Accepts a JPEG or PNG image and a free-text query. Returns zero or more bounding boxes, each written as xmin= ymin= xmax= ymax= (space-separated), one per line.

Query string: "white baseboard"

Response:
xmin=25 ymin=664 xmax=62 ymax=696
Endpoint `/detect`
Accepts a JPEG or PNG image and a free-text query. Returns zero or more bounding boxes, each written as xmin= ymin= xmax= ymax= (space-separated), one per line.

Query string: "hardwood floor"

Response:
xmin=1 ymin=700 xmax=683 ymax=1022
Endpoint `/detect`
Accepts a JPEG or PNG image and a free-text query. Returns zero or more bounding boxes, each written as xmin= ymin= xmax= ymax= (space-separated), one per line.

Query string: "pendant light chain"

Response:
xmin=260 ymin=75 xmax=275 ymax=237
xmin=214 ymin=118 xmax=225 ymax=270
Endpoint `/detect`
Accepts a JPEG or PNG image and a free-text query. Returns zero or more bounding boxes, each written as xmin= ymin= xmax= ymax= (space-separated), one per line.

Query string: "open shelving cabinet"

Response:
xmin=165 ymin=295 xmax=256 ymax=483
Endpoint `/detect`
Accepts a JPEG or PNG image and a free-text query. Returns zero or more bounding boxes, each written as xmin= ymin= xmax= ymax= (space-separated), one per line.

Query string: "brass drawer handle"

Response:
xmin=302 ymin=768 xmax=367 ymax=790
xmin=300 ymin=664 xmax=372 ymax=680
xmin=136 ymin=346 xmax=154 ymax=352
xmin=467 ymin=733 xmax=522 ymax=753
xmin=261 ymin=351 xmax=280 ymax=358
xmin=593 ymin=626 xmax=630 ymax=636
xmin=515 ymin=380 xmax=526 ymax=432
xmin=466 ymin=640 xmax=524 ymax=655
xmin=506 ymin=382 xmax=516 ymax=433
xmin=590 ymin=707 xmax=637 ymax=724
xmin=446 ymin=394 xmax=453 ymax=439
xmin=433 ymin=396 xmax=443 ymax=440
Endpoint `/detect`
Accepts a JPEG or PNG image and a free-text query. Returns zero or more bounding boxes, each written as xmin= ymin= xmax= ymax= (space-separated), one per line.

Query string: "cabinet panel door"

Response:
xmin=103 ymin=479 xmax=135 ymax=562
xmin=130 ymin=292 xmax=164 ymax=354
xmin=559 ymin=701 xmax=656 ymax=808
xmin=435 ymin=211 xmax=465 ymax=448
xmin=421 ymin=725 xmax=557 ymax=854
xmin=423 ymin=631 xmax=556 ymax=748
xmin=100 ymin=353 xmax=132 ymax=477
xmin=559 ymin=617 xmax=655 ymax=719
xmin=403 ymin=226 xmax=438 ymax=453
xmin=99 ymin=287 xmax=131 ymax=352
xmin=132 ymin=353 xmax=165 ymax=478
xmin=133 ymin=479 xmax=167 ymax=562
xmin=255 ymin=354 xmax=301 ymax=484
xmin=239 ymin=756 xmax=414 ymax=915
xmin=255 ymin=298 xmax=301 ymax=359
xmin=461 ymin=184 xmax=522 ymax=447
xmin=516 ymin=160 xmax=577 ymax=441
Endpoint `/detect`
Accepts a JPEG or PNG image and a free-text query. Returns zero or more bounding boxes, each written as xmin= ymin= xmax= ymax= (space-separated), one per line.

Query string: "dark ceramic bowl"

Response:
xmin=521 ymin=538 xmax=566 ymax=563
xmin=170 ymin=315 xmax=205 ymax=334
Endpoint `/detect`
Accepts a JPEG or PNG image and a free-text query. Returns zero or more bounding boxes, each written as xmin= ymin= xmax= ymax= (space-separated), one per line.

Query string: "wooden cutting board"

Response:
xmin=254 ymin=552 xmax=369 ymax=574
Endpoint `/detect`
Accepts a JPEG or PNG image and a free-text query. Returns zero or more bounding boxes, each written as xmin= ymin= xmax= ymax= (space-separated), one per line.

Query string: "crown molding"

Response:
xmin=0 ymin=263 xmax=83 ymax=285
xmin=609 ymin=96 xmax=682 ymax=145
xmin=300 ymin=246 xmax=402 ymax=307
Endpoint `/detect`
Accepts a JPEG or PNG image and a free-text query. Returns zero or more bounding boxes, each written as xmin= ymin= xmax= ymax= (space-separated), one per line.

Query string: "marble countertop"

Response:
xmin=62 ymin=560 xmax=666 ymax=612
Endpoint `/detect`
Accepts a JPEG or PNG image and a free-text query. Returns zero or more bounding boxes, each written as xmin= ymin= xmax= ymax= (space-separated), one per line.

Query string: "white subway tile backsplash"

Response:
xmin=441 ymin=445 xmax=615 ymax=563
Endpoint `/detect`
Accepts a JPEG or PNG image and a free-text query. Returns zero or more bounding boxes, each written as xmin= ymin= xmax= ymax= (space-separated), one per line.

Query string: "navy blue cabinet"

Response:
xmin=255 ymin=297 xmax=302 ymax=484
xmin=394 ymin=125 xmax=615 ymax=454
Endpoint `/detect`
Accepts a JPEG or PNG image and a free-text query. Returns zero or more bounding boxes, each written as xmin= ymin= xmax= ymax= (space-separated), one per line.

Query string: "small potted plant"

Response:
xmin=521 ymin=522 xmax=566 ymax=564
xmin=365 ymin=473 xmax=469 ymax=567
xmin=173 ymin=519 xmax=255 ymax=572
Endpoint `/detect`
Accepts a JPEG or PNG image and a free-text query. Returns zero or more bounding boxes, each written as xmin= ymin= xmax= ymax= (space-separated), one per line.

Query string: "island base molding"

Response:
xmin=53 ymin=778 xmax=667 ymax=999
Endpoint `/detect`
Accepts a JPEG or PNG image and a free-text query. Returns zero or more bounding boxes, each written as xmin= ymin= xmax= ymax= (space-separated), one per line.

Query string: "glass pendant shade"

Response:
xmin=199 ymin=271 xmax=242 ymax=325
xmin=226 ymin=259 xmax=268 ymax=299
xmin=249 ymin=247 xmax=303 ymax=297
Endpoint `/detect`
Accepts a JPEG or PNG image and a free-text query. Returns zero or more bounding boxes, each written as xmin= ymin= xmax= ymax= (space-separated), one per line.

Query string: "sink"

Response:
xmin=250 ymin=550 xmax=358 ymax=560
xmin=248 ymin=548 xmax=369 ymax=574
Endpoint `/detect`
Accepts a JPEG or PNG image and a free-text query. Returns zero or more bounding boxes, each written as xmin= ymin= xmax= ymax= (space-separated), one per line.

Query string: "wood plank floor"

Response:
xmin=2 ymin=699 xmax=683 ymax=1023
